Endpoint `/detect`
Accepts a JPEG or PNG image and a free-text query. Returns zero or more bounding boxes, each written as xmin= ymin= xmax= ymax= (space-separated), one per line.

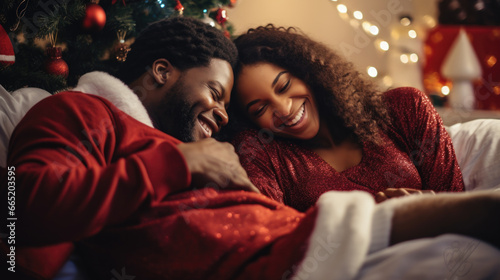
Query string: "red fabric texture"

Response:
xmin=423 ymin=25 xmax=500 ymax=110
xmin=2 ymin=91 xmax=316 ymax=279
xmin=78 ymin=190 xmax=315 ymax=279
xmin=232 ymin=87 xmax=464 ymax=212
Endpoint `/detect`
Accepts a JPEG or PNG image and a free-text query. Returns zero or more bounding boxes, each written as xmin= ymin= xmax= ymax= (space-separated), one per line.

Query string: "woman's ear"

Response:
xmin=151 ymin=58 xmax=173 ymax=85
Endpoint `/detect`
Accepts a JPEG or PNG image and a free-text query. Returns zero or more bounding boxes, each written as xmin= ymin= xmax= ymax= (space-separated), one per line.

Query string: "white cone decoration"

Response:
xmin=441 ymin=29 xmax=482 ymax=110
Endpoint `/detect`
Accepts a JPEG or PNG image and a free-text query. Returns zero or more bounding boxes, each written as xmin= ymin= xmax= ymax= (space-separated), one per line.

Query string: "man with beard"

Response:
xmin=2 ymin=16 xmax=257 ymax=279
xmin=2 ymin=17 xmax=500 ymax=280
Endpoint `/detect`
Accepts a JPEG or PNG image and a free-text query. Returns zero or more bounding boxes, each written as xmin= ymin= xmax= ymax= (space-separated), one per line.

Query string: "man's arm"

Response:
xmin=390 ymin=190 xmax=500 ymax=248
xmin=5 ymin=92 xmax=191 ymax=245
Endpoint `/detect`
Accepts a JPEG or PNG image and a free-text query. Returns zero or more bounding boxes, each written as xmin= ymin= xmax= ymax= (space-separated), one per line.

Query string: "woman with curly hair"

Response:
xmin=225 ymin=25 xmax=464 ymax=211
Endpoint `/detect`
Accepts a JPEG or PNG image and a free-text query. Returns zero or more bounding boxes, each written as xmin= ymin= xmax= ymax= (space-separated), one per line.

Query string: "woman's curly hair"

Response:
xmin=228 ymin=25 xmax=390 ymax=145
xmin=117 ymin=17 xmax=238 ymax=84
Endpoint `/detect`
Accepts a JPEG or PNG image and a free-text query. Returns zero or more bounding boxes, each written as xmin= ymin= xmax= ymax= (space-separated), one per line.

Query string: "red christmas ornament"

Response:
xmin=229 ymin=0 xmax=238 ymax=8
xmin=111 ymin=0 xmax=126 ymax=5
xmin=44 ymin=47 xmax=69 ymax=78
xmin=82 ymin=3 xmax=106 ymax=32
xmin=0 ymin=24 xmax=15 ymax=65
xmin=216 ymin=8 xmax=228 ymax=25
xmin=175 ymin=0 xmax=184 ymax=15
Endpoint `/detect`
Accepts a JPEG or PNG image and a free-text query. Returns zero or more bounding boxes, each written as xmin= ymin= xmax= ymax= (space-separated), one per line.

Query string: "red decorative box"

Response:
xmin=423 ymin=26 xmax=500 ymax=110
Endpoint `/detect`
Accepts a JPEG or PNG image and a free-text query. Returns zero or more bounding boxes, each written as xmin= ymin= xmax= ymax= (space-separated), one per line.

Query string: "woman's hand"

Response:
xmin=375 ymin=188 xmax=435 ymax=203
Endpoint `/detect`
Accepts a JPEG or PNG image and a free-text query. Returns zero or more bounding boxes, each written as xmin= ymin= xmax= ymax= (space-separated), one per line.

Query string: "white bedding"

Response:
xmin=356 ymin=234 xmax=500 ymax=279
xmin=0 ymin=85 xmax=50 ymax=167
xmin=446 ymin=119 xmax=500 ymax=192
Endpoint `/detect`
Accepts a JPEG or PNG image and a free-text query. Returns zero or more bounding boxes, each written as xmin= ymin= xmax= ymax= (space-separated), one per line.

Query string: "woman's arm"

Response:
xmin=384 ymin=87 xmax=465 ymax=192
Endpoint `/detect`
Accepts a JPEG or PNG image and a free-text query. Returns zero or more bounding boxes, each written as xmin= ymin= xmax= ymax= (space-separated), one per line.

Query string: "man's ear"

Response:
xmin=151 ymin=58 xmax=173 ymax=85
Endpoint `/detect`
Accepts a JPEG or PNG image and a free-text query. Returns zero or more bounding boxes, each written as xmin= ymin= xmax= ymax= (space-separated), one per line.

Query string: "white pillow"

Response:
xmin=0 ymin=85 xmax=51 ymax=167
xmin=446 ymin=119 xmax=500 ymax=191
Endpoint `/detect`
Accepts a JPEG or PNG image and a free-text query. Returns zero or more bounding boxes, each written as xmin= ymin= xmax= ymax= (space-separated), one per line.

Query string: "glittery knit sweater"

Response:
xmin=232 ymin=87 xmax=465 ymax=212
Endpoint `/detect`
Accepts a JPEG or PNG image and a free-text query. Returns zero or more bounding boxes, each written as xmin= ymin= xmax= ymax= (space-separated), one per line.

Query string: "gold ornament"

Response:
xmin=115 ymin=30 xmax=130 ymax=62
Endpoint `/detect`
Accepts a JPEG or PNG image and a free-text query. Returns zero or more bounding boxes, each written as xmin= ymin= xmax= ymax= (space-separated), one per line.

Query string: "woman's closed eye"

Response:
xmin=278 ymin=79 xmax=291 ymax=93
xmin=252 ymin=104 xmax=268 ymax=118
xmin=250 ymin=78 xmax=292 ymax=118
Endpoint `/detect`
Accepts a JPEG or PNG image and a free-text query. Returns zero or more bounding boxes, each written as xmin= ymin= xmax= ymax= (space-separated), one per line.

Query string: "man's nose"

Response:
xmin=214 ymin=107 xmax=229 ymax=127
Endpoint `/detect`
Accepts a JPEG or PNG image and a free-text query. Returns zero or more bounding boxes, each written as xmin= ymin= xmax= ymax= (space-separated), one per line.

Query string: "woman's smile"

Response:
xmin=282 ymin=102 xmax=305 ymax=127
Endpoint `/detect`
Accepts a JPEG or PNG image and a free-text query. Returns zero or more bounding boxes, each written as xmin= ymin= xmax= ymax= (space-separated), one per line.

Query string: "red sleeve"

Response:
xmin=5 ymin=92 xmax=191 ymax=245
xmin=232 ymin=130 xmax=285 ymax=203
xmin=384 ymin=87 xmax=464 ymax=192
xmin=0 ymin=241 xmax=74 ymax=280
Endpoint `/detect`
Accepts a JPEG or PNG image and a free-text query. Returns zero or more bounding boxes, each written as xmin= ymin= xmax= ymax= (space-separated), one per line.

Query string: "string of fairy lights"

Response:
xmin=157 ymin=0 xmax=166 ymax=8
xmin=329 ymin=0 xmax=434 ymax=88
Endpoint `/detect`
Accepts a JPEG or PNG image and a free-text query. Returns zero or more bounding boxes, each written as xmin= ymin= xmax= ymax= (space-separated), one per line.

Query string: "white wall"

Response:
xmin=227 ymin=0 xmax=438 ymax=91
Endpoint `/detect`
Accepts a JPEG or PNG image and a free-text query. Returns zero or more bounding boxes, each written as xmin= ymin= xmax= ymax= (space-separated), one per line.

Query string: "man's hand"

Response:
xmin=375 ymin=188 xmax=435 ymax=203
xmin=177 ymin=138 xmax=260 ymax=193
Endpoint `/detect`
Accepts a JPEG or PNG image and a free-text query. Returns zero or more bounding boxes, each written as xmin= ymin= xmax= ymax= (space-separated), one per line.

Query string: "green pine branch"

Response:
xmin=35 ymin=0 xmax=86 ymax=39
xmin=106 ymin=4 xmax=135 ymax=33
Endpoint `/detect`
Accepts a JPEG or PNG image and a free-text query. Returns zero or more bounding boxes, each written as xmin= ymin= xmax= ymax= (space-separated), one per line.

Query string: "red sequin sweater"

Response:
xmin=232 ymin=87 xmax=464 ymax=212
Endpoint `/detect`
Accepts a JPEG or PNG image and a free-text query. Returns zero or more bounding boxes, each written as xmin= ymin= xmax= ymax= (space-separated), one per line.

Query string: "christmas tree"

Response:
xmin=438 ymin=0 xmax=500 ymax=26
xmin=0 ymin=0 xmax=235 ymax=93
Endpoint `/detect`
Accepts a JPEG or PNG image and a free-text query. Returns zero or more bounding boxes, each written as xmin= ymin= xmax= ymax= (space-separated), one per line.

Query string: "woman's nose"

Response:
xmin=272 ymin=97 xmax=292 ymax=118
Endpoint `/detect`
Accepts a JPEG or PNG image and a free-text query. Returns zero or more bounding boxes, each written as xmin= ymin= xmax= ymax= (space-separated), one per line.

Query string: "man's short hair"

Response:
xmin=117 ymin=17 xmax=237 ymax=84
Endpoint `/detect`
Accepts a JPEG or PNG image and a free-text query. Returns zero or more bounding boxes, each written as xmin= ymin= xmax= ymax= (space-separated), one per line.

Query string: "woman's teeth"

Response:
xmin=285 ymin=104 xmax=305 ymax=126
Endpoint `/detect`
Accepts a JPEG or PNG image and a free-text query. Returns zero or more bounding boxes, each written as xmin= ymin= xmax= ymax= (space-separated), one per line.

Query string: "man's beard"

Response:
xmin=154 ymin=78 xmax=197 ymax=142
